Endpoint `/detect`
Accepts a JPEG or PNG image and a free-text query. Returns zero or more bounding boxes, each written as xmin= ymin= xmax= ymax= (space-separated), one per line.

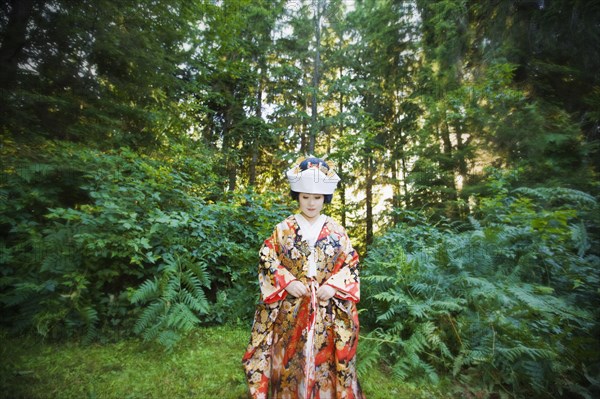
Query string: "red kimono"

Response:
xmin=242 ymin=215 xmax=364 ymax=399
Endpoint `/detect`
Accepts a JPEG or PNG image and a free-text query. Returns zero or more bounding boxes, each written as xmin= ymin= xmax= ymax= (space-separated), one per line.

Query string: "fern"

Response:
xmin=131 ymin=278 xmax=160 ymax=304
xmin=79 ymin=306 xmax=99 ymax=345
xmin=407 ymin=302 xmax=430 ymax=319
xmin=163 ymin=274 xmax=181 ymax=303
xmin=134 ymin=301 xmax=167 ymax=334
xmin=513 ymin=187 xmax=597 ymax=209
xmin=362 ymin=191 xmax=599 ymax=398
xmin=363 ymin=274 xmax=395 ymax=283
xmin=409 ymin=281 xmax=441 ymax=297
xmin=372 ymin=291 xmax=408 ymax=304
xmin=508 ymin=284 xmax=591 ymax=323
xmin=141 ymin=315 xmax=166 ymax=342
xmin=497 ymin=346 xmax=555 ymax=363
xmin=192 ymin=262 xmax=212 ymax=287
xmin=131 ymin=253 xmax=211 ymax=348
xmin=179 ymin=270 xmax=209 ymax=313
xmin=357 ymin=337 xmax=381 ymax=378
xmin=157 ymin=330 xmax=181 ymax=350
xmin=375 ymin=306 xmax=399 ymax=323
xmin=167 ymin=302 xmax=200 ymax=331
xmin=178 ymin=288 xmax=200 ymax=312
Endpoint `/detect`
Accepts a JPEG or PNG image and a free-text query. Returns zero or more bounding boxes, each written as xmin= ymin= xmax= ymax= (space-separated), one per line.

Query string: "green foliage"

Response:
xmin=0 ymin=326 xmax=251 ymax=399
xmin=0 ymin=3 xmax=598 ymax=394
xmin=404 ymin=0 xmax=599 ymax=222
xmin=0 ymin=138 xmax=290 ymax=348
xmin=130 ymin=253 xmax=210 ymax=349
xmin=0 ymin=326 xmax=447 ymax=399
xmin=0 ymin=0 xmax=206 ymax=147
xmin=362 ymin=176 xmax=600 ymax=398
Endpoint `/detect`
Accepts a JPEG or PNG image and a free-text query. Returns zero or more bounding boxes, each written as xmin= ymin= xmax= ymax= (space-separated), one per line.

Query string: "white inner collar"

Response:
xmin=295 ymin=214 xmax=327 ymax=247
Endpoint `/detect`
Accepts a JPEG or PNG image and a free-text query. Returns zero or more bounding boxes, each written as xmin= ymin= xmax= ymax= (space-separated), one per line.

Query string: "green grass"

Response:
xmin=0 ymin=326 xmax=447 ymax=398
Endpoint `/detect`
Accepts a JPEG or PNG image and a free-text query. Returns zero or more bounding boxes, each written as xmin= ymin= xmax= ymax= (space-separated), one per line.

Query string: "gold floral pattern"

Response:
xmin=243 ymin=215 xmax=364 ymax=399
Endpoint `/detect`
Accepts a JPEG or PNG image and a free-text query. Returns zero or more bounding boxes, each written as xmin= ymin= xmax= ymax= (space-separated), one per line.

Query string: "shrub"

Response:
xmin=362 ymin=181 xmax=600 ymax=398
xmin=0 ymin=139 xmax=290 ymax=348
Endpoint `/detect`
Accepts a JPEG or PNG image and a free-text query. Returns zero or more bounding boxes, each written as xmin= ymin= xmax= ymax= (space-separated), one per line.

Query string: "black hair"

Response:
xmin=290 ymin=190 xmax=333 ymax=204
xmin=289 ymin=156 xmax=334 ymax=204
xmin=299 ymin=157 xmax=326 ymax=171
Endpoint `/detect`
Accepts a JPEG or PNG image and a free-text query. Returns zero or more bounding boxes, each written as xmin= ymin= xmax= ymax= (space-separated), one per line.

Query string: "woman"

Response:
xmin=242 ymin=156 xmax=365 ymax=399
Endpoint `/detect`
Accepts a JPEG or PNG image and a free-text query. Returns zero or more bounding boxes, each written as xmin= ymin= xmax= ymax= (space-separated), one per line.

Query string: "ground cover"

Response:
xmin=0 ymin=326 xmax=446 ymax=399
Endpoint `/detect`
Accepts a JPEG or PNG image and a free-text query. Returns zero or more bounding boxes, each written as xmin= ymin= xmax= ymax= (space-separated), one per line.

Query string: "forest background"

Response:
xmin=1 ymin=0 xmax=599 ymax=398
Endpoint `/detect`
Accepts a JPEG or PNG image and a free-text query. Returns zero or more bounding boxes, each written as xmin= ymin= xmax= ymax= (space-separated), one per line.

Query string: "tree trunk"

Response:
xmin=391 ymin=154 xmax=400 ymax=225
xmin=338 ymin=67 xmax=346 ymax=228
xmin=249 ymin=66 xmax=264 ymax=186
xmin=440 ymin=113 xmax=458 ymax=217
xmin=300 ymin=98 xmax=308 ymax=154
xmin=401 ymin=149 xmax=409 ymax=209
xmin=249 ymin=143 xmax=258 ymax=187
xmin=0 ymin=0 xmax=35 ymax=91
xmin=365 ymin=154 xmax=374 ymax=246
xmin=309 ymin=0 xmax=322 ymax=155
xmin=455 ymin=123 xmax=469 ymax=216
xmin=224 ymin=109 xmax=237 ymax=192
xmin=339 ymin=162 xmax=346 ymax=228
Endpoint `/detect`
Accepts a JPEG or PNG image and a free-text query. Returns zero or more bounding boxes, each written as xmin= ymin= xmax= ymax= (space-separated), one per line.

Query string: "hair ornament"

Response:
xmin=286 ymin=155 xmax=340 ymax=195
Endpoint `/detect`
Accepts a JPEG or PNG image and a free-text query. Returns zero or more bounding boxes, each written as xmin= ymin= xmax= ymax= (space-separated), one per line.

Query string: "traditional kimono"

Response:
xmin=243 ymin=214 xmax=364 ymax=399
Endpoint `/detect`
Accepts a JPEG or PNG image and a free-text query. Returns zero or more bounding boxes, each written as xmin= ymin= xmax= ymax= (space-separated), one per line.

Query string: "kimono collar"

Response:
xmin=294 ymin=214 xmax=327 ymax=247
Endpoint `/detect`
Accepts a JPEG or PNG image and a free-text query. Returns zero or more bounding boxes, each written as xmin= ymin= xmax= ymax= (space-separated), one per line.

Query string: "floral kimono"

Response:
xmin=243 ymin=214 xmax=364 ymax=399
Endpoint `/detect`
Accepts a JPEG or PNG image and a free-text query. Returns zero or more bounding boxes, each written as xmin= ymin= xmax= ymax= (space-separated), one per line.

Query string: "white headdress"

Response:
xmin=286 ymin=156 xmax=341 ymax=195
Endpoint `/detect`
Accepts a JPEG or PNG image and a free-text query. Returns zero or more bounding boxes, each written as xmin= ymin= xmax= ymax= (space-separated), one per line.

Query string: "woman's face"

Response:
xmin=298 ymin=193 xmax=325 ymax=221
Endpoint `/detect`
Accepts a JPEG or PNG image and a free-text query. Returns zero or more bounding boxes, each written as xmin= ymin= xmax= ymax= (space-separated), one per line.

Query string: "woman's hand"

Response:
xmin=316 ymin=284 xmax=337 ymax=301
xmin=285 ymin=281 xmax=309 ymax=298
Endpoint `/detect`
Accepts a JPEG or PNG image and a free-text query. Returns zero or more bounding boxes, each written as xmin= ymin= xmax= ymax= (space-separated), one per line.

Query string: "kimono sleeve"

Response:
xmin=258 ymin=228 xmax=297 ymax=304
xmin=324 ymin=229 xmax=360 ymax=302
